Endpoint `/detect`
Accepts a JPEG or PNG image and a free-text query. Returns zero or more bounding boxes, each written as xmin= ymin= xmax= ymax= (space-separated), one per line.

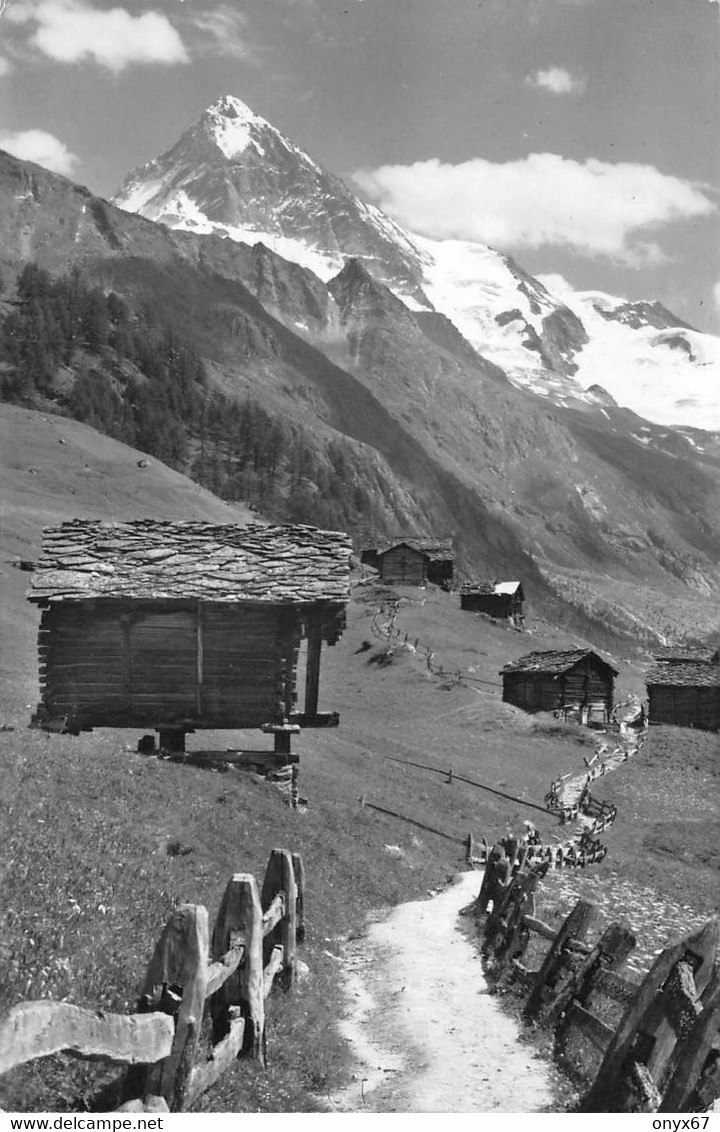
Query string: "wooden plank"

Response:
xmin=261 ymin=849 xmax=297 ymax=991
xmin=289 ymin=712 xmax=340 ymax=728
xmin=292 ymin=853 xmax=306 ymax=945
xmin=138 ymin=904 xmax=209 ymax=1111
xmin=482 ymin=867 xmax=541 ymax=976
xmin=184 ymin=1013 xmax=245 ymax=1108
xmin=524 ymin=900 xmax=596 ymax=1021
xmin=581 ymin=920 xmax=720 ymax=1112
xmin=263 ymin=946 xmax=284 ymax=998
xmin=642 ymin=921 xmax=718 ymax=1088
xmin=511 ymin=959 xmax=537 ymax=989
xmin=180 ymin=750 xmax=299 ymax=767
xmin=304 ymin=619 xmax=322 ymax=717
xmin=565 ymin=938 xmax=594 ymax=957
xmin=660 ymin=970 xmax=720 ymax=1112
xmin=551 ymin=922 xmax=636 ymax=1027
xmin=565 ymin=1001 xmax=614 ymax=1049
xmin=0 ymin=1001 xmax=174 ymax=1075
xmin=262 ymin=892 xmax=285 ymax=937
xmin=594 ymin=966 xmax=641 ymax=1005
xmin=209 ymin=874 xmax=265 ymax=1064
xmin=205 ymin=944 xmax=246 ymax=998
xmin=46 ymin=686 xmax=126 ymax=697
xmin=522 ymin=915 xmax=557 ymax=942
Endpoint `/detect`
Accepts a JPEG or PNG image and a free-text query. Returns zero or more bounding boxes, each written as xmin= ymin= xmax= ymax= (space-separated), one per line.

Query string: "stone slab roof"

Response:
xmin=500 ymin=648 xmax=618 ymax=677
xmin=376 ymin=538 xmax=454 ymax=562
xmin=28 ymin=520 xmax=352 ymax=605
xmin=646 ymin=660 xmax=720 ymax=688
xmin=652 ymin=647 xmax=719 ymax=664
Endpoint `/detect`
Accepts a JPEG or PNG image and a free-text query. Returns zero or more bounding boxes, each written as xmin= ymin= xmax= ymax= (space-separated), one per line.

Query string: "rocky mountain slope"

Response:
xmin=114 ymin=96 xmax=720 ymax=431
xmin=1 ymin=148 xmax=720 ymax=645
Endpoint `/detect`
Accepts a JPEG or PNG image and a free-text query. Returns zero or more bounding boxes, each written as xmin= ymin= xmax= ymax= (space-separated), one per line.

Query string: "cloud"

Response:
xmin=0 ymin=56 xmax=13 ymax=76
xmin=184 ymin=4 xmax=250 ymax=59
xmin=6 ymin=0 xmax=189 ymax=72
xmin=526 ymin=67 xmax=586 ymax=95
xmin=0 ymin=127 xmax=78 ymax=174
xmin=353 ymin=153 xmax=715 ymax=266
xmin=535 ymin=272 xmax=574 ymax=297
xmin=713 ymin=282 xmax=720 ymax=310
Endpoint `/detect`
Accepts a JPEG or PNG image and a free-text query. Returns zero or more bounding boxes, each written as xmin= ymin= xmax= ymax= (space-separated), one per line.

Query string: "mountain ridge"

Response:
xmin=1 ymin=146 xmax=719 ymax=647
xmin=114 ymin=95 xmax=720 ymax=432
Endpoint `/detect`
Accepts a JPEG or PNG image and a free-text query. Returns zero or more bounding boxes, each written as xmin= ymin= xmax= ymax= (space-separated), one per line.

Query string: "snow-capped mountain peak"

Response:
xmin=113 ymin=95 xmax=720 ymax=432
xmin=201 ymin=95 xmax=272 ymax=160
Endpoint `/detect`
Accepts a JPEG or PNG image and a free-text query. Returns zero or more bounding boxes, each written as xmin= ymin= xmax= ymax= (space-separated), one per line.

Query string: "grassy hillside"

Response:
xmin=0 ymin=408 xmax=717 ymax=1112
xmin=0 ymin=403 xmax=253 ymax=712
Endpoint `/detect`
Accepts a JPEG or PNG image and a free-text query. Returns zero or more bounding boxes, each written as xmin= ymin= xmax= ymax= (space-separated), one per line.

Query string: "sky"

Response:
xmin=1 ymin=0 xmax=719 ymax=333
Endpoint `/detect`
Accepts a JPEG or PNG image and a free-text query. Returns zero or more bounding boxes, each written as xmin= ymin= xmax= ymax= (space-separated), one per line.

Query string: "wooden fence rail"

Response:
xmin=0 ymin=848 xmax=305 ymax=1114
xmin=475 ymin=847 xmax=720 ymax=1113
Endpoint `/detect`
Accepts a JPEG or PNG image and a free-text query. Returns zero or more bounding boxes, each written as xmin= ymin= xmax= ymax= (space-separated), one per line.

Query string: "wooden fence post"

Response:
xmin=660 ymin=970 xmax=720 ymax=1112
xmin=137 ymin=904 xmax=209 ymax=1110
xmin=524 ymin=900 xmax=595 ymax=1022
xmin=485 ymin=871 xmax=542 ymax=979
xmin=549 ymin=921 xmax=636 ymax=1026
xmin=262 ymin=849 xmax=297 ymax=990
xmin=210 ymin=874 xmax=265 ymax=1064
xmin=581 ymin=919 xmax=720 ymax=1112
xmin=292 ymin=852 xmax=306 ymax=945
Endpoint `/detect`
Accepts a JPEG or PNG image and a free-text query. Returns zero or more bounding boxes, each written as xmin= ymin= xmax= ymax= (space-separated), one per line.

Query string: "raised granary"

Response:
xmin=646 ymin=648 xmax=720 ymax=732
xmin=361 ymin=538 xmax=454 ymax=588
xmin=460 ymin=581 xmax=525 ymax=625
xmin=500 ymin=648 xmax=618 ymax=724
xmin=28 ymin=520 xmax=351 ymax=752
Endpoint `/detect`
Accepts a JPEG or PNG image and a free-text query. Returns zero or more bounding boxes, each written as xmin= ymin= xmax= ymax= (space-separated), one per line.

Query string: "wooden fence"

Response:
xmin=371 ymin=602 xmax=502 ymax=689
xmin=475 ymin=848 xmax=720 ymax=1113
xmin=0 ymin=848 xmax=304 ymax=1113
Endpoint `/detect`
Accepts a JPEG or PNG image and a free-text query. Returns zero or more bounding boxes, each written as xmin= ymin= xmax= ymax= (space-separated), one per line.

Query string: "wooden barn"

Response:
xmin=460 ymin=580 xmax=524 ymax=625
xmin=646 ymin=648 xmax=720 ymax=732
xmin=28 ymin=520 xmax=352 ymax=753
xmin=361 ymin=539 xmax=454 ymax=588
xmin=500 ymin=648 xmax=617 ymax=723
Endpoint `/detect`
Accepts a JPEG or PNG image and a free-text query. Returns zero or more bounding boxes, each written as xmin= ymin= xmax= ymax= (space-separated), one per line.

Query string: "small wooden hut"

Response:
xmin=500 ymin=648 xmax=617 ymax=723
xmin=28 ymin=520 xmax=351 ymax=753
xmin=460 ymin=580 xmax=524 ymax=625
xmin=362 ymin=539 xmax=454 ymax=588
xmin=646 ymin=648 xmax=720 ymax=732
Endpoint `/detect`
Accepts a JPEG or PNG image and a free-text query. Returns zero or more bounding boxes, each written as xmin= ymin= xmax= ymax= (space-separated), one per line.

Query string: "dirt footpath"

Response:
xmin=328 ymin=871 xmax=558 ymax=1113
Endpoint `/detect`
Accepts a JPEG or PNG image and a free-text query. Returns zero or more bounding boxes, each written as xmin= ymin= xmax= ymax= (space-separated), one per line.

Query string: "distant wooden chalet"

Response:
xmin=460 ymin=580 xmax=524 ymax=624
xmin=646 ymin=647 xmax=720 ymax=732
xmin=500 ymin=648 xmax=617 ymax=723
xmin=361 ymin=539 xmax=454 ymax=588
xmin=28 ymin=520 xmax=352 ymax=753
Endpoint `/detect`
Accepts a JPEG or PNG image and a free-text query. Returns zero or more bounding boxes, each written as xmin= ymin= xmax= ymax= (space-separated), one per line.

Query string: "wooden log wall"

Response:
xmin=562 ymin=661 xmax=613 ymax=716
xmin=379 ymin=546 xmax=427 ymax=587
xmin=426 ymin=559 xmax=453 ymax=587
xmin=648 ymin=687 xmax=720 ymax=732
xmin=200 ymin=605 xmax=287 ymax=726
xmin=461 ymin=594 xmax=512 ymax=618
xmin=0 ymin=849 xmax=306 ymax=1113
xmin=502 ymin=674 xmax=563 ymax=712
xmin=36 ymin=600 xmax=310 ymax=732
